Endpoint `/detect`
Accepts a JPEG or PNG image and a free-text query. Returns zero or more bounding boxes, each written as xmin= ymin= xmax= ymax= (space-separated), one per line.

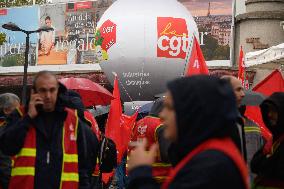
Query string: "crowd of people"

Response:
xmin=0 ymin=71 xmax=283 ymax=189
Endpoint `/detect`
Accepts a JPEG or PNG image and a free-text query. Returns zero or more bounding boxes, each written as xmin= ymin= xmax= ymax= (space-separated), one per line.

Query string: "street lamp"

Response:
xmin=2 ymin=22 xmax=53 ymax=106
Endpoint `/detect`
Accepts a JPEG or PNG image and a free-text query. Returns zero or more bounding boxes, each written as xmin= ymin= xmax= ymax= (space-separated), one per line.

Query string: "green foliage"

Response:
xmin=0 ymin=33 xmax=6 ymax=45
xmin=1 ymin=54 xmax=24 ymax=67
xmin=199 ymin=27 xmax=230 ymax=60
xmin=211 ymin=45 xmax=230 ymax=60
xmin=95 ymin=30 xmax=104 ymax=46
xmin=0 ymin=0 xmax=47 ymax=8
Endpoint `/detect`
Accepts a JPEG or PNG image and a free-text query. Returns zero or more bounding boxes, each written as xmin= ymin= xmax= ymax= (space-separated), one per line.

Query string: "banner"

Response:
xmin=0 ymin=6 xmax=39 ymax=67
xmin=180 ymin=0 xmax=232 ymax=61
xmin=0 ymin=0 xmax=110 ymax=68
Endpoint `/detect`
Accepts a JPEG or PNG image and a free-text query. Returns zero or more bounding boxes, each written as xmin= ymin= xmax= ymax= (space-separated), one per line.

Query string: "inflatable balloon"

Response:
xmin=96 ymin=0 xmax=198 ymax=101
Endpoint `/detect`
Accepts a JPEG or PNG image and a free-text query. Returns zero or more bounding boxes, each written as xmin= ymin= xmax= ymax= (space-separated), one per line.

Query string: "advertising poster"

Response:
xmin=0 ymin=0 xmax=110 ymax=68
xmin=0 ymin=6 xmax=39 ymax=67
xmin=180 ymin=0 xmax=232 ymax=61
xmin=38 ymin=1 xmax=98 ymax=65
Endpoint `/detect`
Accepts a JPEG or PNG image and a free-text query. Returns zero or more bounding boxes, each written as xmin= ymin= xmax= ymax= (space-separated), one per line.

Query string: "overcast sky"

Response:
xmin=179 ymin=0 xmax=232 ymax=16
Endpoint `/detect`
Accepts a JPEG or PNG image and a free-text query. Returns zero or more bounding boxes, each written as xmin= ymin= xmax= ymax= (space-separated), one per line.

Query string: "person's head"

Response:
xmin=0 ymin=93 xmax=20 ymax=116
xmin=159 ymin=75 xmax=239 ymax=159
xmin=45 ymin=16 xmax=52 ymax=27
xmin=159 ymin=92 xmax=177 ymax=141
xmin=221 ymin=75 xmax=245 ymax=107
xmin=260 ymin=92 xmax=284 ymax=139
xmin=33 ymin=71 xmax=59 ymax=112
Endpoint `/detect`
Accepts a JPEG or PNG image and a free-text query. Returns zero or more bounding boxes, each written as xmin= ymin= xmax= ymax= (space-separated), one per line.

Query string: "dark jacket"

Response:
xmin=0 ymin=99 xmax=99 ymax=189
xmin=251 ymin=92 xmax=284 ymax=183
xmin=0 ymin=114 xmax=11 ymax=189
xmin=128 ymin=75 xmax=247 ymax=189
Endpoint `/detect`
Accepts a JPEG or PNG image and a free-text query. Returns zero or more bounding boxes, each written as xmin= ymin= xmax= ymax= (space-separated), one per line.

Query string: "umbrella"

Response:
xmin=138 ymin=101 xmax=154 ymax=114
xmin=123 ymin=101 xmax=152 ymax=116
xmin=59 ymin=77 xmax=114 ymax=107
xmin=241 ymin=90 xmax=266 ymax=106
xmin=88 ymin=105 xmax=110 ymax=117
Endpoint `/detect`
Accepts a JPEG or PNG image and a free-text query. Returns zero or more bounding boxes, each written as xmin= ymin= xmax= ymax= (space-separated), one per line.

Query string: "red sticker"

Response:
xmin=99 ymin=19 xmax=117 ymax=51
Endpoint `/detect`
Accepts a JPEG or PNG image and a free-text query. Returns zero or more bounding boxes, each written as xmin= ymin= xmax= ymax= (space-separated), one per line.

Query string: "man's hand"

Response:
xmin=127 ymin=139 xmax=157 ymax=172
xmin=28 ymin=89 xmax=44 ymax=119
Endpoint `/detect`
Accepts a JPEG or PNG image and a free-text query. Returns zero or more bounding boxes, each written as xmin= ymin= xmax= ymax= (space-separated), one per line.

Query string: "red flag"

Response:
xmin=238 ymin=46 xmax=249 ymax=89
xmin=253 ymin=69 xmax=284 ymax=96
xmin=105 ymin=76 xmax=138 ymax=163
xmin=245 ymin=69 xmax=284 ymax=148
xmin=103 ymin=76 xmax=122 ymax=184
xmin=121 ymin=111 xmax=138 ymax=153
xmin=102 ymin=172 xmax=114 ymax=184
xmin=238 ymin=46 xmax=245 ymax=81
xmin=103 ymin=76 xmax=138 ymax=184
xmin=185 ymin=36 xmax=209 ymax=76
xmin=105 ymin=76 xmax=124 ymax=162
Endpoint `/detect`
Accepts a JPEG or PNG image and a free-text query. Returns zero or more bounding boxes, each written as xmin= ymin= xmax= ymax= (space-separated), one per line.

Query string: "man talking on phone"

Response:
xmin=0 ymin=71 xmax=99 ymax=189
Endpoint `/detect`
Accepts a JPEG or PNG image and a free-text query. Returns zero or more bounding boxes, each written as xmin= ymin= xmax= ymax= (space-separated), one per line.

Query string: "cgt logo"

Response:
xmin=157 ymin=17 xmax=189 ymax=59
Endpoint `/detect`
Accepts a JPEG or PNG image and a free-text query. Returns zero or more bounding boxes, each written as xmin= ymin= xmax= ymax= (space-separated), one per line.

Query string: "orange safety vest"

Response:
xmin=83 ymin=111 xmax=101 ymax=177
xmin=161 ymin=137 xmax=249 ymax=189
xmin=127 ymin=116 xmax=172 ymax=183
xmin=9 ymin=108 xmax=80 ymax=189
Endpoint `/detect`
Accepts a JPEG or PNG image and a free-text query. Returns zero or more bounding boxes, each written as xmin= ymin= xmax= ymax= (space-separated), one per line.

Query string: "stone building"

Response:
xmin=233 ymin=0 xmax=284 ymax=85
xmin=234 ymin=0 xmax=284 ymax=65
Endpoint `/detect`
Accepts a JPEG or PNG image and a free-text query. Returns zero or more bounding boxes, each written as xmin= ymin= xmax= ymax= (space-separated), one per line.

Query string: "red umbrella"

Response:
xmin=59 ymin=77 xmax=114 ymax=107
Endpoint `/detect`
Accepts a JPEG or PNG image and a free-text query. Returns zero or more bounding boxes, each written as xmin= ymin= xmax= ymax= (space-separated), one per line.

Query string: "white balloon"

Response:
xmin=96 ymin=0 xmax=198 ymax=101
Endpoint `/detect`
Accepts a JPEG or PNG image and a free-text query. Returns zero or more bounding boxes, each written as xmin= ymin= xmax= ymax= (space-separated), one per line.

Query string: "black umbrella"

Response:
xmin=154 ymin=92 xmax=166 ymax=99
xmin=241 ymin=90 xmax=266 ymax=106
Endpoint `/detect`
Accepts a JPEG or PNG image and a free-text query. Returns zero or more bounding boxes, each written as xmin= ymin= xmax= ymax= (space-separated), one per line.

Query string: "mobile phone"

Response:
xmin=35 ymin=104 xmax=43 ymax=112
xmin=32 ymin=87 xmax=43 ymax=112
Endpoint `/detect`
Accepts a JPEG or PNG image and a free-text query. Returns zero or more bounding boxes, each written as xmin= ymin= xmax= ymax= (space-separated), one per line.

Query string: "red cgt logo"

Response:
xmin=157 ymin=17 xmax=189 ymax=59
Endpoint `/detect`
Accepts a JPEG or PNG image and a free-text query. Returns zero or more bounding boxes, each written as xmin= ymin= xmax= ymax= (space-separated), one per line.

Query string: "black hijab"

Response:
xmin=260 ymin=92 xmax=284 ymax=140
xmin=167 ymin=75 xmax=240 ymax=162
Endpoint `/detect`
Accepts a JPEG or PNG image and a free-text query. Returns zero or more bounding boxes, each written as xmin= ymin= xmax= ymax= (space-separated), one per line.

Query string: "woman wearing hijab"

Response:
xmin=127 ymin=75 xmax=249 ymax=189
xmin=251 ymin=92 xmax=284 ymax=189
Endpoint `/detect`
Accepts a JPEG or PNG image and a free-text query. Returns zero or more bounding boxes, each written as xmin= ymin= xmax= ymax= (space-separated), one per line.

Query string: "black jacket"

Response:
xmin=0 ymin=115 xmax=11 ymax=189
xmin=127 ymin=76 xmax=247 ymax=189
xmin=251 ymin=92 xmax=284 ymax=182
xmin=0 ymin=102 xmax=99 ymax=189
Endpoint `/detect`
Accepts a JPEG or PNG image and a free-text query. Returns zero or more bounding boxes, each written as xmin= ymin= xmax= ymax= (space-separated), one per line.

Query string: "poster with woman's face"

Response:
xmin=38 ymin=1 xmax=98 ymax=65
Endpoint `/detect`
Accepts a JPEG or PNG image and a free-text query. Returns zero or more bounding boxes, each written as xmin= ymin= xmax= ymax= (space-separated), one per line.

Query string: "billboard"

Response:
xmin=0 ymin=0 xmax=110 ymax=67
xmin=180 ymin=0 xmax=232 ymax=61
xmin=0 ymin=6 xmax=39 ymax=67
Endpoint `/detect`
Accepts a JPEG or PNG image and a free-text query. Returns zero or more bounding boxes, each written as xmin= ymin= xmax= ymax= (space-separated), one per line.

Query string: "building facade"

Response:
xmin=234 ymin=0 xmax=284 ymax=66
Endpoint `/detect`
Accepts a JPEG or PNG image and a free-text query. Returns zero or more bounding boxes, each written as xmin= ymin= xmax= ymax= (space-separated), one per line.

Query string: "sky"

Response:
xmin=0 ymin=6 xmax=39 ymax=43
xmin=179 ymin=0 xmax=233 ymax=16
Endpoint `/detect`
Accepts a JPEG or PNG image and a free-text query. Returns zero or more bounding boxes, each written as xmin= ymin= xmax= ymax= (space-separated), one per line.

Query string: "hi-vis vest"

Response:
xmin=127 ymin=116 xmax=172 ymax=183
xmin=83 ymin=111 xmax=101 ymax=177
xmin=9 ymin=107 xmax=79 ymax=189
xmin=161 ymin=137 xmax=249 ymax=189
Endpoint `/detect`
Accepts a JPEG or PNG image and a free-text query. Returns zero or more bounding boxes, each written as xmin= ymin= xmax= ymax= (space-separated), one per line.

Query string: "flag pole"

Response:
xmin=182 ymin=34 xmax=195 ymax=77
